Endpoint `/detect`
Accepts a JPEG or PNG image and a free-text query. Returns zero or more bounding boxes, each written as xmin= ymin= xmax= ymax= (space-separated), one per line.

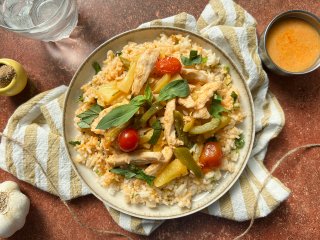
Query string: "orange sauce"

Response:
xmin=266 ymin=17 xmax=320 ymax=72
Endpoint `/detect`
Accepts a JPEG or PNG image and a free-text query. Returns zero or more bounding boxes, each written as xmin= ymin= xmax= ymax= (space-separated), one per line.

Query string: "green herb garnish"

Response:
xmin=96 ymin=95 xmax=148 ymax=130
xmin=68 ymin=141 xmax=81 ymax=146
xmin=181 ymin=50 xmax=207 ymax=66
xmin=78 ymin=95 xmax=84 ymax=102
xmin=235 ymin=134 xmax=245 ymax=149
xmin=224 ymin=65 xmax=230 ymax=73
xmin=145 ymin=83 xmax=153 ymax=105
xmin=77 ymin=104 xmax=103 ymax=128
xmin=115 ymin=51 xmax=122 ymax=56
xmin=157 ymin=80 xmax=190 ymax=102
xmin=209 ymin=93 xmax=227 ymax=119
xmin=149 ymin=120 xmax=162 ymax=145
xmin=231 ymin=91 xmax=238 ymax=103
xmin=97 ymin=80 xmax=189 ymax=130
xmin=92 ymin=61 xmax=102 ymax=74
xmin=110 ymin=164 xmax=155 ymax=185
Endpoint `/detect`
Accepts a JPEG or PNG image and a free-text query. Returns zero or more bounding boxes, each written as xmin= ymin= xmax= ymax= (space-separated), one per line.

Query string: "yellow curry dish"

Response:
xmin=69 ymin=34 xmax=245 ymax=208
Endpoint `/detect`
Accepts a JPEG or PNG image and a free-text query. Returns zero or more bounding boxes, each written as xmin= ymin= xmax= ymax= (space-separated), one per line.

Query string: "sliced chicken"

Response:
xmin=106 ymin=151 xmax=163 ymax=167
xmin=188 ymin=84 xmax=196 ymax=92
xmin=181 ymin=68 xmax=209 ymax=82
xmin=132 ymin=49 xmax=160 ymax=95
xmin=144 ymin=147 xmax=173 ymax=176
xmin=194 ymin=81 xmax=222 ymax=109
xmin=178 ymin=95 xmax=195 ymax=108
xmin=163 ymin=99 xmax=183 ymax=146
xmin=193 ymin=107 xmax=211 ymax=119
xmin=91 ymin=101 xmax=129 ymax=135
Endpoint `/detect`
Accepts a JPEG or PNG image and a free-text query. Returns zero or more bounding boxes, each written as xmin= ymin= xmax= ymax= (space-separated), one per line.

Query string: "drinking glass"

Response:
xmin=0 ymin=0 xmax=78 ymax=41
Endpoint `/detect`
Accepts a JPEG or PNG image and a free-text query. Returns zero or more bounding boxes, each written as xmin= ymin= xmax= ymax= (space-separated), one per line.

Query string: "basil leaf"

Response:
xmin=92 ymin=61 xmax=102 ymax=74
xmin=68 ymin=141 xmax=81 ymax=146
xmin=110 ymin=168 xmax=136 ymax=179
xmin=181 ymin=50 xmax=206 ymax=66
xmin=77 ymin=104 xmax=103 ymax=118
xmin=145 ymin=84 xmax=153 ymax=105
xmin=77 ymin=104 xmax=103 ymax=128
xmin=149 ymin=120 xmax=162 ymax=145
xmin=96 ymin=104 xmax=140 ymax=130
xmin=235 ymin=134 xmax=245 ymax=149
xmin=231 ymin=91 xmax=238 ymax=103
xmin=209 ymin=94 xmax=227 ymax=119
xmin=128 ymin=165 xmax=155 ymax=185
xmin=96 ymin=94 xmax=149 ymax=130
xmin=130 ymin=95 xmax=147 ymax=106
xmin=110 ymin=165 xmax=155 ymax=185
xmin=157 ymin=80 xmax=190 ymax=102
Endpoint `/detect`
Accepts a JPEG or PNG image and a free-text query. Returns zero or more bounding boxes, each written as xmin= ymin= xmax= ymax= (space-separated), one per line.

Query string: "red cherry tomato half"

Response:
xmin=154 ymin=57 xmax=182 ymax=76
xmin=117 ymin=128 xmax=139 ymax=152
xmin=199 ymin=142 xmax=223 ymax=173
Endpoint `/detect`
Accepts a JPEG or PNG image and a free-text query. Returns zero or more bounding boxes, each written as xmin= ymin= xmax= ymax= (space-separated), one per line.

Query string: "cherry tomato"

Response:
xmin=154 ymin=57 xmax=182 ymax=76
xmin=199 ymin=142 xmax=223 ymax=172
xmin=117 ymin=128 xmax=139 ymax=152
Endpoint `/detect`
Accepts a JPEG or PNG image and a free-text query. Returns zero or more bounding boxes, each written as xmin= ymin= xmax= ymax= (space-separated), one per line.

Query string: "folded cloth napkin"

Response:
xmin=0 ymin=0 xmax=291 ymax=236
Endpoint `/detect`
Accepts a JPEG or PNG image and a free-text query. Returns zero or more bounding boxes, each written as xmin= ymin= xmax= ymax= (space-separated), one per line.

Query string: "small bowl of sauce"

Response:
xmin=259 ymin=10 xmax=320 ymax=76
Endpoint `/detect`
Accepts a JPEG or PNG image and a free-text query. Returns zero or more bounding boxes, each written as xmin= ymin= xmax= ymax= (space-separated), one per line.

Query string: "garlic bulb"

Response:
xmin=0 ymin=181 xmax=30 ymax=238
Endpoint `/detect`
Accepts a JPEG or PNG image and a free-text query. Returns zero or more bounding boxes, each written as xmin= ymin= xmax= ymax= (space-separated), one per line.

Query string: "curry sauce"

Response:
xmin=266 ymin=17 xmax=320 ymax=72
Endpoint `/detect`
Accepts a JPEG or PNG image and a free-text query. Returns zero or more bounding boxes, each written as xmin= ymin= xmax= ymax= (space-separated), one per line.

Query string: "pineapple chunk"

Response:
xmin=117 ymin=60 xmax=137 ymax=93
xmin=154 ymin=158 xmax=188 ymax=187
xmin=98 ymin=82 xmax=120 ymax=104
xmin=170 ymin=73 xmax=182 ymax=81
xmin=153 ymin=74 xmax=171 ymax=93
xmin=153 ymin=73 xmax=182 ymax=93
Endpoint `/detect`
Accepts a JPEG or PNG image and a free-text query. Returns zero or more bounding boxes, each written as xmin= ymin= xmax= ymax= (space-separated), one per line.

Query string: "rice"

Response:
xmin=72 ymin=34 xmax=245 ymax=209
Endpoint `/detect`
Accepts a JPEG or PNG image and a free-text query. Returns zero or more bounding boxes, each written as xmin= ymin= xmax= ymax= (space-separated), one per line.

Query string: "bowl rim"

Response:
xmin=63 ymin=26 xmax=255 ymax=220
xmin=262 ymin=9 xmax=320 ymax=75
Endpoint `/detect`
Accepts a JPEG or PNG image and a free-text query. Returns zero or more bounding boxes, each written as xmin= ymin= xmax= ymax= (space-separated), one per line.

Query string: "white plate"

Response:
xmin=63 ymin=27 xmax=255 ymax=220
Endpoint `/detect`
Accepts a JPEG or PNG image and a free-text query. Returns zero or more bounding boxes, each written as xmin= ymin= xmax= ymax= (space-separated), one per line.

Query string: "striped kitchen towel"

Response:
xmin=0 ymin=0 xmax=290 ymax=236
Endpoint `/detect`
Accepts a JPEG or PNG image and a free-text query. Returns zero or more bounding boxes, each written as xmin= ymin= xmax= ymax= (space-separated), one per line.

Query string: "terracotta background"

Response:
xmin=0 ymin=0 xmax=319 ymax=239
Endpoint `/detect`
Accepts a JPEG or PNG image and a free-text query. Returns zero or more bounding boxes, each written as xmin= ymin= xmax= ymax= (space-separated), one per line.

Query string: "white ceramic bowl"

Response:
xmin=63 ymin=27 xmax=255 ymax=220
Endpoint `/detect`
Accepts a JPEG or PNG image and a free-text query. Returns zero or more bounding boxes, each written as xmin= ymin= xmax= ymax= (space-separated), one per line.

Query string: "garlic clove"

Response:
xmin=0 ymin=181 xmax=30 ymax=238
xmin=0 ymin=181 xmax=20 ymax=192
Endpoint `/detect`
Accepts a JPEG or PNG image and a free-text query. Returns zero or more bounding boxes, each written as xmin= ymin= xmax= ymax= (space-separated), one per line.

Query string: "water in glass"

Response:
xmin=0 ymin=0 xmax=78 ymax=41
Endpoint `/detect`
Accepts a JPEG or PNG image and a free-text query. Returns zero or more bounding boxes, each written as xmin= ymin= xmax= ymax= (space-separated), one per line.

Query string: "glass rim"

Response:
xmin=0 ymin=0 xmax=72 ymax=32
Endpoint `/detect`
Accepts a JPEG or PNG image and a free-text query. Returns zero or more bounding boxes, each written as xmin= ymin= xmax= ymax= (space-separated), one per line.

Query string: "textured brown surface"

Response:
xmin=0 ymin=0 xmax=320 ymax=239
